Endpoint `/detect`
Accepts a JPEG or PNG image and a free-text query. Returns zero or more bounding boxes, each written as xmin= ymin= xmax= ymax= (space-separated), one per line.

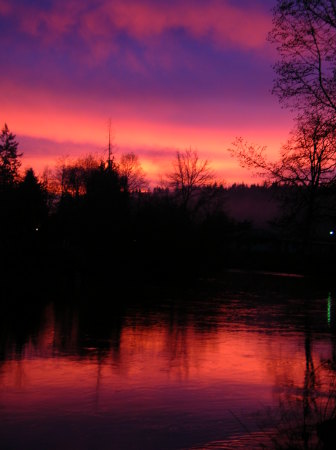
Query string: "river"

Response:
xmin=0 ymin=271 xmax=335 ymax=449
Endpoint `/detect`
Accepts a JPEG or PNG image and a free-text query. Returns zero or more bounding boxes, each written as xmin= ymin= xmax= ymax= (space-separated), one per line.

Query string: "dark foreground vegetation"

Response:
xmin=1 ymin=121 xmax=336 ymax=298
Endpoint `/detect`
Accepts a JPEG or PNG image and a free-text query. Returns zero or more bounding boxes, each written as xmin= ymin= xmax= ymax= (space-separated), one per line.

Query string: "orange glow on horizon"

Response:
xmin=10 ymin=105 xmax=290 ymax=185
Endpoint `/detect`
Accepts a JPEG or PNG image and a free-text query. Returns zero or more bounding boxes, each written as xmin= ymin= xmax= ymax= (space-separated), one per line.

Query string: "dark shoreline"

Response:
xmin=2 ymin=244 xmax=335 ymax=311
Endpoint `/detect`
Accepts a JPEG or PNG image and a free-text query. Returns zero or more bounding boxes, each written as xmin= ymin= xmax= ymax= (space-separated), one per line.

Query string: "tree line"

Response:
xmin=2 ymin=115 xmax=336 ymax=284
xmin=0 ymin=125 xmax=238 ymax=283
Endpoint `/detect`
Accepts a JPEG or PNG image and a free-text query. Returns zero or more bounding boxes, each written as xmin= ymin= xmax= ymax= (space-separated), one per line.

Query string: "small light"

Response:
xmin=35 ymin=228 xmax=39 ymax=231
xmin=330 ymin=230 xmax=334 ymax=236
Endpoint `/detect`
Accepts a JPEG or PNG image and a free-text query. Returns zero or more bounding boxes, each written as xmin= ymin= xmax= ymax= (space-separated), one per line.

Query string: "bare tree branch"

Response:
xmin=166 ymin=148 xmax=214 ymax=209
xmin=118 ymin=152 xmax=148 ymax=192
xmin=269 ymin=0 xmax=336 ymax=117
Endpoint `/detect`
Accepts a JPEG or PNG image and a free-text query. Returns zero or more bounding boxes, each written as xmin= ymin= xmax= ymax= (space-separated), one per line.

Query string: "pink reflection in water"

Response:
xmin=0 ymin=292 xmax=335 ymax=449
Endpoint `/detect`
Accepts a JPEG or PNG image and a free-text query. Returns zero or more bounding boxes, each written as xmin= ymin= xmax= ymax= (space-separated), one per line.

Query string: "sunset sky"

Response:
xmin=1 ymin=0 xmax=293 ymax=185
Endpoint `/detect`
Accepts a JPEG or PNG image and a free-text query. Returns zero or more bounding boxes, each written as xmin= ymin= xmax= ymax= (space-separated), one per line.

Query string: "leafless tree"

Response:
xmin=166 ymin=148 xmax=214 ymax=209
xmin=231 ymin=117 xmax=336 ymax=185
xmin=118 ymin=152 xmax=148 ymax=192
xmin=269 ymin=0 xmax=336 ymax=119
xmin=230 ymin=114 xmax=336 ymax=239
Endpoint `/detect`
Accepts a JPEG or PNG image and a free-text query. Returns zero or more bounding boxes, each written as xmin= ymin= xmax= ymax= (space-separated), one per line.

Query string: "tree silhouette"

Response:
xmin=18 ymin=168 xmax=48 ymax=232
xmin=269 ymin=0 xmax=336 ymax=118
xmin=55 ymin=155 xmax=103 ymax=197
xmin=118 ymin=152 xmax=148 ymax=192
xmin=166 ymin=148 xmax=214 ymax=209
xmin=230 ymin=114 xmax=336 ymax=241
xmin=0 ymin=123 xmax=22 ymax=187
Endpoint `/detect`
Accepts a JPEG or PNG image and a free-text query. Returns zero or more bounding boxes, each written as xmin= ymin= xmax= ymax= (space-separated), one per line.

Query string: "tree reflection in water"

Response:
xmin=1 ymin=275 xmax=336 ymax=450
xmin=269 ymin=293 xmax=336 ymax=450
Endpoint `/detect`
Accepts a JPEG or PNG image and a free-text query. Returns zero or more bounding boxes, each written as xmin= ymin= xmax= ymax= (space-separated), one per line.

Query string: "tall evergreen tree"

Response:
xmin=0 ymin=123 xmax=22 ymax=187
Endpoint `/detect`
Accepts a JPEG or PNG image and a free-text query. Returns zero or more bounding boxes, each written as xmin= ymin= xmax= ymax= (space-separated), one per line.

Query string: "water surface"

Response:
xmin=0 ymin=272 xmax=335 ymax=449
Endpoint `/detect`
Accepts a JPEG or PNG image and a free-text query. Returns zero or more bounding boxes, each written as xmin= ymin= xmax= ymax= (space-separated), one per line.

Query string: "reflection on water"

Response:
xmin=0 ymin=273 xmax=336 ymax=449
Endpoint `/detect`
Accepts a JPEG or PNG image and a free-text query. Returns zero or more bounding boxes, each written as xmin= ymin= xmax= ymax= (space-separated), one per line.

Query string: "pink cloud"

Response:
xmin=98 ymin=1 xmax=270 ymax=49
xmin=0 ymin=0 xmax=11 ymax=15
xmin=20 ymin=2 xmax=80 ymax=41
xmin=13 ymin=0 xmax=270 ymax=55
xmin=2 ymin=74 xmax=291 ymax=154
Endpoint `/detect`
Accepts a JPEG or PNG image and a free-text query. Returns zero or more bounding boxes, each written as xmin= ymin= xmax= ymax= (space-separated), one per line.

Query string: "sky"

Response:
xmin=1 ymin=0 xmax=294 ymax=185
